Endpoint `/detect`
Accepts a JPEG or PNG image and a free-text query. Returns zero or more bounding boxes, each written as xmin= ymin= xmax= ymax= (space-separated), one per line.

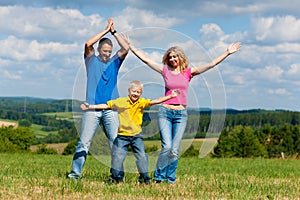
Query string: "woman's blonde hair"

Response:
xmin=162 ymin=46 xmax=189 ymax=72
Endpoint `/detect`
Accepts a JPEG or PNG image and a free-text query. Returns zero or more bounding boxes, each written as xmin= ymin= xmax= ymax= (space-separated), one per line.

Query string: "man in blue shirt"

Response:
xmin=67 ymin=18 xmax=129 ymax=180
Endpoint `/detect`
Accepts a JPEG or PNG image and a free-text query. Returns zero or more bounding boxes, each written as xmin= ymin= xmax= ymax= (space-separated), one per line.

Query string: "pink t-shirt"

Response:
xmin=161 ymin=66 xmax=192 ymax=106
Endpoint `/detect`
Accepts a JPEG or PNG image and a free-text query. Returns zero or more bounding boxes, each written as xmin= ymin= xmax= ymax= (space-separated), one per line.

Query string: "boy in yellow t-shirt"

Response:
xmin=80 ymin=80 xmax=179 ymax=184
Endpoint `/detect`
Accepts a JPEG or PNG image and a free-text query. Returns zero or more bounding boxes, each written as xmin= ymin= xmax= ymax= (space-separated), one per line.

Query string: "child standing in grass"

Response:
xmin=80 ymin=80 xmax=180 ymax=184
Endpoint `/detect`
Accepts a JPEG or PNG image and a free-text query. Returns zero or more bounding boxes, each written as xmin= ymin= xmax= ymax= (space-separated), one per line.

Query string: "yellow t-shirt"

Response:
xmin=107 ymin=97 xmax=151 ymax=136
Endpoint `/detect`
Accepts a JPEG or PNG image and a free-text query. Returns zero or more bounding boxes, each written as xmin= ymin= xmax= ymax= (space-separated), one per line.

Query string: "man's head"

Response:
xmin=128 ymin=80 xmax=143 ymax=103
xmin=97 ymin=38 xmax=113 ymax=63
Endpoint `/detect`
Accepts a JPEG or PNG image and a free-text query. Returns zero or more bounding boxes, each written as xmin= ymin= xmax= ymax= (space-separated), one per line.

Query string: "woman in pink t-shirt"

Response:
xmin=129 ymin=42 xmax=241 ymax=183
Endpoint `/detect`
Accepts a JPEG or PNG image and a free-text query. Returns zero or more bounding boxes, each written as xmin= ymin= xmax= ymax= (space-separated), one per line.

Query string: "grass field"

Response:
xmin=41 ymin=112 xmax=79 ymax=121
xmin=0 ymin=153 xmax=299 ymax=200
xmin=30 ymin=123 xmax=58 ymax=138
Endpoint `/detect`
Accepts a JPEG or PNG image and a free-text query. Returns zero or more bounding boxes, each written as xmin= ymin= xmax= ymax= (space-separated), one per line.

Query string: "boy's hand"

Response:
xmin=80 ymin=103 xmax=89 ymax=111
xmin=171 ymin=89 xmax=180 ymax=97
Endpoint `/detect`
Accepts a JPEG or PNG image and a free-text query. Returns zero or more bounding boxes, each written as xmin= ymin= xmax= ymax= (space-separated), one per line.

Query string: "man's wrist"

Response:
xmin=111 ymin=30 xmax=117 ymax=35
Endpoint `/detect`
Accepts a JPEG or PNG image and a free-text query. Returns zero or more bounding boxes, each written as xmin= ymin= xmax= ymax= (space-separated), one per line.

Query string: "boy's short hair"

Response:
xmin=130 ymin=80 xmax=143 ymax=90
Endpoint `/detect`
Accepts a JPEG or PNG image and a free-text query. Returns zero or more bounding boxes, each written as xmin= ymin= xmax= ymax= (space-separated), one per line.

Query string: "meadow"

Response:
xmin=0 ymin=153 xmax=299 ymax=200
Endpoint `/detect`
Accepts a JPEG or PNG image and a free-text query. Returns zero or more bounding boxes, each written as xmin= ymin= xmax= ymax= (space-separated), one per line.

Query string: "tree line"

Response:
xmin=0 ymin=97 xmax=299 ymax=157
xmin=213 ymin=124 xmax=300 ymax=158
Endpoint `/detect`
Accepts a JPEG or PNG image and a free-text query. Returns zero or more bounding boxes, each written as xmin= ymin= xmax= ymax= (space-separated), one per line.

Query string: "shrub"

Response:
xmin=182 ymin=145 xmax=199 ymax=157
xmin=63 ymin=137 xmax=79 ymax=155
xmin=0 ymin=126 xmax=33 ymax=153
xmin=35 ymin=143 xmax=58 ymax=155
xmin=18 ymin=119 xmax=32 ymax=127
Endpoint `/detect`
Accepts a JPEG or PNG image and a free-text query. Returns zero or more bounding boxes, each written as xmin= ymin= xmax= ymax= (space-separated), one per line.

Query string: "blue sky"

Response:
xmin=1 ymin=0 xmax=300 ymax=111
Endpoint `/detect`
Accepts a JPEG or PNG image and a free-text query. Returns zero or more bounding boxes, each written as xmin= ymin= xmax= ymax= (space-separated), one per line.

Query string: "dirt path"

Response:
xmin=0 ymin=120 xmax=18 ymax=128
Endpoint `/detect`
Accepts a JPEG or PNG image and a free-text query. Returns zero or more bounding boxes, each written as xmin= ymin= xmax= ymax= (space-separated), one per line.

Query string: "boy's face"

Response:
xmin=128 ymin=86 xmax=143 ymax=103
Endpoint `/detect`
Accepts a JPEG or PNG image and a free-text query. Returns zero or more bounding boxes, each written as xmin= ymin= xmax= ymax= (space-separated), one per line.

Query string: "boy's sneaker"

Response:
xmin=105 ymin=176 xmax=124 ymax=184
xmin=138 ymin=175 xmax=151 ymax=185
xmin=144 ymin=179 xmax=151 ymax=185
xmin=66 ymin=171 xmax=81 ymax=180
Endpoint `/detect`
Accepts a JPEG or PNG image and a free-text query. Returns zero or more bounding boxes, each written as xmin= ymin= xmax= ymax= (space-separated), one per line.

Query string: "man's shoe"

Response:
xmin=66 ymin=171 xmax=81 ymax=180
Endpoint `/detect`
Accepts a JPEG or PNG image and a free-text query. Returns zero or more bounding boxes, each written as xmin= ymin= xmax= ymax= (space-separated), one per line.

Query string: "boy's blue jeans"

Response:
xmin=154 ymin=105 xmax=188 ymax=183
xmin=110 ymin=134 xmax=150 ymax=182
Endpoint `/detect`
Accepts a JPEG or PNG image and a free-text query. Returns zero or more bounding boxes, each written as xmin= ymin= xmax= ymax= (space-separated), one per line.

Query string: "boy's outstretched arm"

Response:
xmin=150 ymin=89 xmax=180 ymax=106
xmin=80 ymin=102 xmax=109 ymax=111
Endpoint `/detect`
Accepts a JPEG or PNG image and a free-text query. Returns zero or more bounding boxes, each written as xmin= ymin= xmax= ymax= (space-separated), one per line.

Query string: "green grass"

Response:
xmin=0 ymin=153 xmax=299 ymax=199
xmin=41 ymin=112 xmax=81 ymax=121
xmin=41 ymin=112 xmax=73 ymax=118
xmin=30 ymin=123 xmax=58 ymax=138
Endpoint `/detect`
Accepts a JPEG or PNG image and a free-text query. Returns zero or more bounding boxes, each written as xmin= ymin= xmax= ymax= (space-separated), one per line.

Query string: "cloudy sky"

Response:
xmin=1 ymin=0 xmax=300 ymax=111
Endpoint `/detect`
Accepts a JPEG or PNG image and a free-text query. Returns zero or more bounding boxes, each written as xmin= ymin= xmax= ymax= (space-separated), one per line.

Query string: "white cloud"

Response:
xmin=252 ymin=15 xmax=300 ymax=43
xmin=3 ymin=70 xmax=22 ymax=80
xmin=113 ymin=7 xmax=181 ymax=32
xmin=286 ymin=63 xmax=300 ymax=76
xmin=256 ymin=65 xmax=284 ymax=81
xmin=121 ymin=0 xmax=300 ymax=18
xmin=0 ymin=5 xmax=104 ymax=42
xmin=199 ymin=24 xmax=227 ymax=48
xmin=0 ymin=36 xmax=80 ymax=61
xmin=268 ymin=88 xmax=290 ymax=95
xmin=232 ymin=75 xmax=246 ymax=85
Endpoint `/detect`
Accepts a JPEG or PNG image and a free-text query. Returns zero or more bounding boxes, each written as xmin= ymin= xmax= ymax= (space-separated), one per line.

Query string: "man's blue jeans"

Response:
xmin=154 ymin=105 xmax=187 ymax=183
xmin=71 ymin=110 xmax=119 ymax=177
xmin=110 ymin=134 xmax=150 ymax=182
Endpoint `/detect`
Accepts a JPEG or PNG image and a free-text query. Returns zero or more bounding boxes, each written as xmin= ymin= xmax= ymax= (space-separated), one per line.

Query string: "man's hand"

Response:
xmin=105 ymin=18 xmax=114 ymax=32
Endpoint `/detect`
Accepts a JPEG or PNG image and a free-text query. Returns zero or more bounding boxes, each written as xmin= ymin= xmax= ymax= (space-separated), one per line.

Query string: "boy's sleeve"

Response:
xmin=144 ymin=99 xmax=151 ymax=108
xmin=106 ymin=100 xmax=114 ymax=109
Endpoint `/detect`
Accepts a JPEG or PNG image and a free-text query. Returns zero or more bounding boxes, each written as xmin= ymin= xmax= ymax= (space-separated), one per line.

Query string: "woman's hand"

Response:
xmin=227 ymin=42 xmax=241 ymax=54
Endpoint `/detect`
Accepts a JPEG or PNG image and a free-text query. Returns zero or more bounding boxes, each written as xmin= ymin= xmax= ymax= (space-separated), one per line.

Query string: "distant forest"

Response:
xmin=0 ymin=97 xmax=299 ymax=158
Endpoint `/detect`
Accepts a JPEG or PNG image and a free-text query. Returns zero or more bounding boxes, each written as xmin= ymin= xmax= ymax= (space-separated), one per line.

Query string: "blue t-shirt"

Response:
xmin=85 ymin=53 xmax=123 ymax=104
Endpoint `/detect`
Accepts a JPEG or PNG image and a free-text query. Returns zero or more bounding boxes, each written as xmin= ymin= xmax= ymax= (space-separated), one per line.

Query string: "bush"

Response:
xmin=0 ymin=126 xmax=33 ymax=153
xmin=182 ymin=145 xmax=199 ymax=157
xmin=41 ymin=126 xmax=58 ymax=132
xmin=214 ymin=126 xmax=269 ymax=158
xmin=62 ymin=137 xmax=79 ymax=155
xmin=18 ymin=119 xmax=32 ymax=127
xmin=145 ymin=145 xmax=158 ymax=153
xmin=35 ymin=143 xmax=58 ymax=155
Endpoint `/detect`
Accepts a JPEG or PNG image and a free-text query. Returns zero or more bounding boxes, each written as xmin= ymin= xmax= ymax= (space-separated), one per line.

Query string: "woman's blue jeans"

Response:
xmin=71 ymin=110 xmax=119 ymax=177
xmin=154 ymin=105 xmax=187 ymax=183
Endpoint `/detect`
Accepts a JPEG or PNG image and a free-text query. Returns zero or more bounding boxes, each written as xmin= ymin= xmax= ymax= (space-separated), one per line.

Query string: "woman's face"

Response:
xmin=168 ymin=52 xmax=179 ymax=68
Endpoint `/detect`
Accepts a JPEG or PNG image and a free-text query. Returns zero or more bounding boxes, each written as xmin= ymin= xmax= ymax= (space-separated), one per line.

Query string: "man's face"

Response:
xmin=98 ymin=43 xmax=112 ymax=63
